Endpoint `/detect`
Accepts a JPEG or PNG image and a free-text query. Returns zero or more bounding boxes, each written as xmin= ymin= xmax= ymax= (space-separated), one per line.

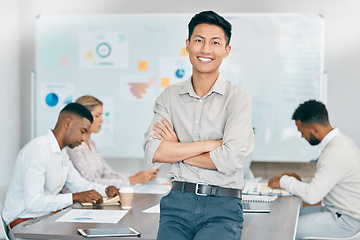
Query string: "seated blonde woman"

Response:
xmin=66 ymin=95 xmax=159 ymax=188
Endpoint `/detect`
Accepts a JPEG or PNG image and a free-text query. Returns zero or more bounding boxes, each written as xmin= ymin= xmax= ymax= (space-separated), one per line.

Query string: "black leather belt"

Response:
xmin=172 ymin=181 xmax=242 ymax=199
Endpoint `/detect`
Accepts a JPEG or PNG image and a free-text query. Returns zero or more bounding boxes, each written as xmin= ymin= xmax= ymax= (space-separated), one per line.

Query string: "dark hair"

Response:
xmin=60 ymin=102 xmax=93 ymax=123
xmin=292 ymin=100 xmax=329 ymax=125
xmin=188 ymin=10 xmax=232 ymax=46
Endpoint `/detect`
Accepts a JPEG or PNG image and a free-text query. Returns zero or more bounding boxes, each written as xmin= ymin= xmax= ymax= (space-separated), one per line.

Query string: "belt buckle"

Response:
xmin=195 ymin=183 xmax=207 ymax=196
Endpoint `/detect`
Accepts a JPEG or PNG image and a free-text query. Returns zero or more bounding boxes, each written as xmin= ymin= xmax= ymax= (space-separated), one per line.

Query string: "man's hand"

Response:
xmin=152 ymin=118 xmax=222 ymax=165
xmin=105 ymin=185 xmax=120 ymax=198
xmin=268 ymin=177 xmax=281 ymax=189
xmin=72 ymin=189 xmax=103 ymax=205
xmin=281 ymin=172 xmax=301 ymax=181
xmin=153 ymin=118 xmax=178 ymax=142
xmin=129 ymin=168 xmax=160 ymax=185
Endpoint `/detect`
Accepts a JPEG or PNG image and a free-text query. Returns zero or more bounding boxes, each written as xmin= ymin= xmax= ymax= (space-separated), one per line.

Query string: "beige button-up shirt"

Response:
xmin=143 ymin=75 xmax=254 ymax=189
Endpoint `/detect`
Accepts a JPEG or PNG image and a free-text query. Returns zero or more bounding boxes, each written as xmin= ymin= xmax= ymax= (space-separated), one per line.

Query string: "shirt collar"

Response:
xmin=319 ymin=128 xmax=339 ymax=151
xmin=179 ymin=75 xmax=228 ymax=98
xmin=46 ymin=130 xmax=62 ymax=153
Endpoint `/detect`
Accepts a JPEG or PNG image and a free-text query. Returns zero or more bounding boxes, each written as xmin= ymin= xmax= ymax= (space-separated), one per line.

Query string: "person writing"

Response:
xmin=268 ymin=100 xmax=360 ymax=239
xmin=143 ymin=10 xmax=254 ymax=239
xmin=66 ymin=95 xmax=159 ymax=188
xmin=2 ymin=103 xmax=120 ymax=239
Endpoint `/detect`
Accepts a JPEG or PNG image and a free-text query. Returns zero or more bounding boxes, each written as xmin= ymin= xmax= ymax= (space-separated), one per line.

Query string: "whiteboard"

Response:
xmin=35 ymin=13 xmax=324 ymax=162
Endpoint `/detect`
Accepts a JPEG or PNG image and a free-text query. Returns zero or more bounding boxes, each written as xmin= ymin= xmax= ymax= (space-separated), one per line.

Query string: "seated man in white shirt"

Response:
xmin=2 ymin=103 xmax=120 ymax=239
xmin=268 ymin=100 xmax=360 ymax=239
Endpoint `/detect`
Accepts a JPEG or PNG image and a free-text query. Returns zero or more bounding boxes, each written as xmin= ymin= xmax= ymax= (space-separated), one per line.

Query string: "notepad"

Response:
xmin=243 ymin=202 xmax=270 ymax=213
xmin=242 ymin=195 xmax=278 ymax=203
xmin=143 ymin=204 xmax=160 ymax=213
xmin=80 ymin=196 xmax=120 ymax=206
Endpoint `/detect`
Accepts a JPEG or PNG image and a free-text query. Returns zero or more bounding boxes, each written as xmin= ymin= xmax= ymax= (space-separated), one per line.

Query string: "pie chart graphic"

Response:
xmin=45 ymin=93 xmax=59 ymax=107
xmin=175 ymin=68 xmax=185 ymax=78
xmin=96 ymin=42 xmax=111 ymax=58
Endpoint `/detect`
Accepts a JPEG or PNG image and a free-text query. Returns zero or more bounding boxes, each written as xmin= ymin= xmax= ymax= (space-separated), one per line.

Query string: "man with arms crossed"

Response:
xmin=143 ymin=11 xmax=254 ymax=239
xmin=268 ymin=100 xmax=360 ymax=239
xmin=2 ymin=103 xmax=119 ymax=239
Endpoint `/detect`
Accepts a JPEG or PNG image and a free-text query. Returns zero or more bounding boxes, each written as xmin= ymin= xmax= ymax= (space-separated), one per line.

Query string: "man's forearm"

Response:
xmin=152 ymin=140 xmax=220 ymax=163
xmin=183 ymin=152 xmax=217 ymax=170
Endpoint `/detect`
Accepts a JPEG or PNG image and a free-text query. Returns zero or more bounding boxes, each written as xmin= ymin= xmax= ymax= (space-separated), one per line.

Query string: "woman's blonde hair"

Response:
xmin=75 ymin=95 xmax=103 ymax=112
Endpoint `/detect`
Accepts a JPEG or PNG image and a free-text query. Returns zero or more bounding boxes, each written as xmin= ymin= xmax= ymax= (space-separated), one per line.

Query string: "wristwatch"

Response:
xmin=106 ymin=186 xmax=117 ymax=193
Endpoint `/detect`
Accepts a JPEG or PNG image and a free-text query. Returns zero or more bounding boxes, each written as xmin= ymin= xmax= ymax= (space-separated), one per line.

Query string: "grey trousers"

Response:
xmin=296 ymin=205 xmax=360 ymax=240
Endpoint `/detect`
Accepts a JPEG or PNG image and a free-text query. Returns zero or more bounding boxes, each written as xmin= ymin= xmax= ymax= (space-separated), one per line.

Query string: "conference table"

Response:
xmin=13 ymin=193 xmax=301 ymax=240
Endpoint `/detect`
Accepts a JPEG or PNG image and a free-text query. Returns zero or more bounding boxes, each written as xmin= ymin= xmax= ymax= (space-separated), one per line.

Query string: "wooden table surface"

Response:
xmin=241 ymin=196 xmax=301 ymax=240
xmin=14 ymin=193 xmax=301 ymax=240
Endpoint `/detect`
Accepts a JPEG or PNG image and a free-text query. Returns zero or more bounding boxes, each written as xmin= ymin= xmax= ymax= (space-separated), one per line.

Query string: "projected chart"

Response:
xmin=45 ymin=93 xmax=59 ymax=107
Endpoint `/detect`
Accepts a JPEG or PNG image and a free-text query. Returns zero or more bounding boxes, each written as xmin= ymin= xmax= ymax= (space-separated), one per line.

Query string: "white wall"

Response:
xmin=0 ymin=1 xmax=20 ymax=238
xmin=2 ymin=0 xmax=360 ymax=183
xmin=0 ymin=1 xmax=20 ymax=185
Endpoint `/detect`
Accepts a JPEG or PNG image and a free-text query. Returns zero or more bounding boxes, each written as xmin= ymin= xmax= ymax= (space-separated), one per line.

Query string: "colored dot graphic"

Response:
xmin=96 ymin=42 xmax=111 ymax=58
xmin=45 ymin=93 xmax=59 ymax=107
xmin=175 ymin=68 xmax=185 ymax=78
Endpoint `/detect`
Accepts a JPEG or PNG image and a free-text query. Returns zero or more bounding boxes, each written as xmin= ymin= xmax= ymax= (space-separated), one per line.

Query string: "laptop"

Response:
xmin=242 ymin=201 xmax=270 ymax=213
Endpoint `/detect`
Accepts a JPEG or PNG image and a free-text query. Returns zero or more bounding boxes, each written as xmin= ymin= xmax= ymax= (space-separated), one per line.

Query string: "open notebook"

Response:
xmin=80 ymin=196 xmax=120 ymax=206
xmin=241 ymin=194 xmax=276 ymax=213
xmin=242 ymin=195 xmax=278 ymax=202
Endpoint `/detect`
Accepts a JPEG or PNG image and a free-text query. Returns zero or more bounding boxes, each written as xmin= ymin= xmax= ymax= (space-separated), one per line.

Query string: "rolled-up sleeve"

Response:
xmin=210 ymin=90 xmax=254 ymax=175
xmin=143 ymin=91 xmax=171 ymax=164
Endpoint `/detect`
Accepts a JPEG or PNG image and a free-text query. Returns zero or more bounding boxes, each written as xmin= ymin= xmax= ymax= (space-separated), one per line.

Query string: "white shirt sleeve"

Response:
xmin=23 ymin=143 xmax=74 ymax=213
xmin=280 ymin=150 xmax=347 ymax=204
xmin=64 ymin=160 xmax=107 ymax=196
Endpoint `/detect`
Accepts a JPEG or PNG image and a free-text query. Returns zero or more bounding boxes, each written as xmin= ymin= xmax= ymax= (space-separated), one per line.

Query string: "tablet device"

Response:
xmin=78 ymin=227 xmax=141 ymax=237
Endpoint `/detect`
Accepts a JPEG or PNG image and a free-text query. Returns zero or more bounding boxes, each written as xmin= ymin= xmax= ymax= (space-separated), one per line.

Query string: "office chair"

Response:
xmin=1 ymin=214 xmax=9 ymax=240
xmin=302 ymin=231 xmax=360 ymax=240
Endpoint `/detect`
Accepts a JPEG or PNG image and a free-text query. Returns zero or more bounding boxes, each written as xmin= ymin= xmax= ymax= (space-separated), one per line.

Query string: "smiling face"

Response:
xmin=186 ymin=23 xmax=231 ymax=78
xmin=65 ymin=116 xmax=92 ymax=149
xmin=90 ymin=104 xmax=103 ymax=134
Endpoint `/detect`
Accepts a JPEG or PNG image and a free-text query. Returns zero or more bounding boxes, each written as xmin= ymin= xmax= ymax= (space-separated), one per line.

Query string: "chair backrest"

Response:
xmin=1 ymin=185 xmax=9 ymax=239
xmin=1 ymin=214 xmax=9 ymax=240
xmin=349 ymin=232 xmax=360 ymax=240
xmin=302 ymin=231 xmax=360 ymax=240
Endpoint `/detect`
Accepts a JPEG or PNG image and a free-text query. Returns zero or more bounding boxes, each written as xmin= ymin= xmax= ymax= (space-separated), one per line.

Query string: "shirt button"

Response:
xmin=195 ymin=120 xmax=199 ymax=124
xmin=199 ymin=99 xmax=203 ymax=103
